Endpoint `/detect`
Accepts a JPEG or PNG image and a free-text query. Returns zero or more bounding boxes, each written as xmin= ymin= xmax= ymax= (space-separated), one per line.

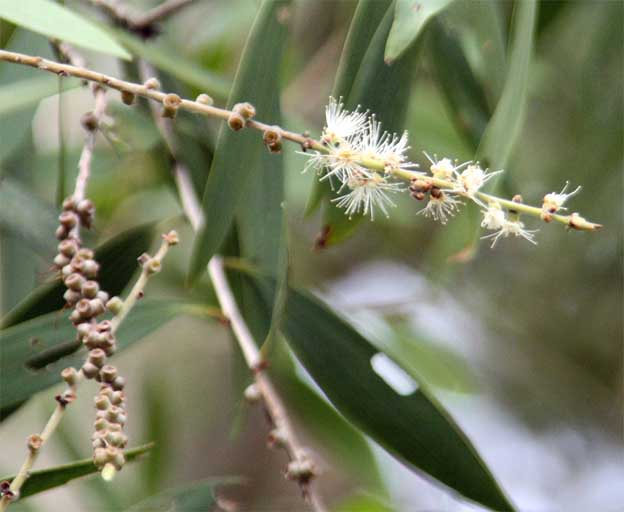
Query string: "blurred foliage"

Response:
xmin=0 ymin=1 xmax=621 ymax=511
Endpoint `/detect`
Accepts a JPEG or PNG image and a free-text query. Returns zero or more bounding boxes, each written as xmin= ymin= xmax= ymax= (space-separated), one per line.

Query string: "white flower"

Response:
xmin=457 ymin=164 xmax=502 ymax=197
xmin=480 ymin=202 xmax=506 ymax=230
xmin=321 ymin=97 xmax=367 ymax=145
xmin=423 ymin=152 xmax=467 ymax=180
xmin=320 ymin=143 xmax=371 ymax=185
xmin=542 ymin=182 xmax=581 ymax=213
xmin=355 ymin=119 xmax=417 ymax=172
xmin=332 ymin=173 xmax=402 ymax=220
xmin=481 ymin=218 xmax=538 ymax=248
xmin=417 ymin=190 xmax=462 ymax=224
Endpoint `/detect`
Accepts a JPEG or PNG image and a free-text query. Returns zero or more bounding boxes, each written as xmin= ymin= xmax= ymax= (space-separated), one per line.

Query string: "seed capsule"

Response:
xmin=196 ymin=93 xmax=213 ymax=105
xmin=227 ymin=112 xmax=245 ymax=131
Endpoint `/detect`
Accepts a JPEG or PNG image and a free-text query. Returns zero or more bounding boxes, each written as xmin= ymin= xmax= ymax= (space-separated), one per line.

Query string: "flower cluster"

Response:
xmin=300 ymin=98 xmax=597 ymax=248
xmin=302 ymin=98 xmax=413 ymax=220
xmin=54 ymin=195 xmax=129 ymax=475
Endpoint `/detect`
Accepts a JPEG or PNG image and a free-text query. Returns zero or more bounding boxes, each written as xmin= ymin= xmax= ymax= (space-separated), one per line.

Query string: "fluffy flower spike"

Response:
xmin=321 ymin=97 xmax=367 ymax=145
xmin=332 ymin=173 xmax=402 ymax=220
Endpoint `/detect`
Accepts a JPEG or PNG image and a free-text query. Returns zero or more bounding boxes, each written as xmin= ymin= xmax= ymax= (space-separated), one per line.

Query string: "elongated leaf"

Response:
xmin=477 ymin=0 xmax=537 ymax=171
xmin=319 ymin=6 xmax=420 ymax=247
xmin=124 ymin=478 xmax=241 ymax=511
xmin=110 ymin=29 xmax=231 ymax=100
xmin=0 ymin=176 xmax=57 ymax=254
xmin=0 ymin=0 xmax=131 ymax=59
xmin=1 ymin=222 xmax=155 ymax=328
xmin=1 ymin=443 xmax=153 ymax=499
xmin=189 ymin=0 xmax=289 ymax=283
xmin=385 ymin=0 xmax=457 ymax=63
xmin=0 ymin=300 xmax=196 ymax=418
xmin=305 ymin=0 xmax=391 ymax=216
xmin=240 ymin=271 xmax=514 ymax=511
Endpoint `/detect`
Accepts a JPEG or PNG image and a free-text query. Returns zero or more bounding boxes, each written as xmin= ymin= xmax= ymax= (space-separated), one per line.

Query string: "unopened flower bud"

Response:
xmin=58 ymin=239 xmax=78 ymax=257
xmin=56 ymin=225 xmax=69 ymax=240
xmin=93 ymin=447 xmax=108 ymax=467
xmin=82 ymin=259 xmax=99 ymax=279
xmin=96 ymin=290 xmax=109 ymax=304
xmin=97 ymin=320 xmax=112 ymax=332
xmin=94 ymin=418 xmax=108 ymax=431
xmin=106 ymin=296 xmax=123 ymax=314
xmin=112 ymin=376 xmax=126 ymax=391
xmin=76 ymin=298 xmax=93 ymax=318
xmin=196 ymin=93 xmax=213 ymax=105
xmin=77 ymin=322 xmax=92 ymax=339
xmin=227 ymin=112 xmax=245 ymax=131
xmin=244 ymin=383 xmax=261 ymax=403
xmin=143 ymin=77 xmax=161 ymax=90
xmin=89 ymin=348 xmax=107 ymax=368
xmin=81 ymin=280 xmax=99 ymax=298
xmin=106 ymin=405 xmax=122 ymax=422
xmin=77 ymin=248 xmax=94 ymax=259
xmin=110 ymin=390 xmax=124 ymax=405
xmin=81 ymin=362 xmax=100 ymax=379
xmin=233 ymin=102 xmax=256 ymax=119
xmin=145 ymin=258 xmax=161 ymax=274
xmin=61 ymin=367 xmax=79 ymax=386
xmin=162 ymin=93 xmax=181 ymax=118
xmin=59 ymin=211 xmax=78 ymax=228
xmin=94 ymin=395 xmax=111 ymax=411
xmin=64 ymin=273 xmax=84 ymax=291
xmin=121 ymin=90 xmax=136 ymax=105
xmin=54 ymin=253 xmax=71 ymax=268
xmin=100 ymin=365 xmax=118 ymax=383
xmin=89 ymin=298 xmax=106 ymax=317
xmin=162 ymin=230 xmax=179 ymax=245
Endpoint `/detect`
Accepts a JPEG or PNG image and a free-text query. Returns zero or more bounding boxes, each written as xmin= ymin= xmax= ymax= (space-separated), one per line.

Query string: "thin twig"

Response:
xmin=0 ymin=49 xmax=601 ymax=231
xmin=87 ymin=0 xmax=195 ymax=37
xmin=137 ymin=61 xmax=327 ymax=511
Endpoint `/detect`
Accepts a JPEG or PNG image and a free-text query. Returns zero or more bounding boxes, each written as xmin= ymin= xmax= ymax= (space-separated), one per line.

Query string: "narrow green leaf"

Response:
xmin=305 ymin=0 xmax=392 ymax=217
xmin=189 ymin=0 xmax=290 ymax=283
xmin=110 ymin=29 xmax=231 ymax=100
xmin=0 ymin=176 xmax=57 ymax=254
xmin=0 ymin=0 xmax=131 ymax=59
xmin=319 ymin=6 xmax=420 ymax=247
xmin=385 ymin=0 xmax=457 ymax=63
xmin=1 ymin=222 xmax=155 ymax=329
xmin=0 ymin=300 xmax=195 ymax=418
xmin=124 ymin=478 xmax=241 ymax=511
xmin=0 ymin=443 xmax=153 ymax=499
xmin=477 ymin=0 xmax=538 ymax=171
xmin=240 ymin=270 xmax=515 ymax=511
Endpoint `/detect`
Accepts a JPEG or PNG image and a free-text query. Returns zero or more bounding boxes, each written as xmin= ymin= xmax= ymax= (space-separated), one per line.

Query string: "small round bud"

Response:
xmin=162 ymin=230 xmax=179 ymax=245
xmin=112 ymin=376 xmax=126 ymax=391
xmin=69 ymin=309 xmax=82 ymax=324
xmin=145 ymin=258 xmax=161 ymax=275
xmin=96 ymin=290 xmax=110 ymax=304
xmin=106 ymin=405 xmax=122 ymax=422
xmin=58 ymin=239 xmax=78 ymax=257
xmin=112 ymin=450 xmax=126 ymax=470
xmin=106 ymin=296 xmax=123 ymax=314
xmin=27 ymin=434 xmax=43 ymax=452
xmin=143 ymin=77 xmax=161 ymax=90
xmin=244 ymin=383 xmax=261 ymax=403
xmin=56 ymin=225 xmax=69 ymax=240
xmin=77 ymin=248 xmax=94 ymax=259
xmin=100 ymin=365 xmax=118 ymax=383
xmin=59 ymin=211 xmax=78 ymax=228
xmin=121 ymin=90 xmax=136 ymax=105
xmin=227 ymin=112 xmax=245 ymax=131
xmin=62 ymin=264 xmax=74 ymax=278
xmin=82 ymin=259 xmax=100 ymax=279
xmin=94 ymin=418 xmax=109 ymax=431
xmin=62 ymin=196 xmax=76 ymax=211
xmin=65 ymin=273 xmax=85 ymax=291
xmin=76 ymin=199 xmax=95 ymax=221
xmin=54 ymin=253 xmax=71 ymax=269
xmin=512 ymin=194 xmax=523 ymax=203
xmin=106 ymin=431 xmax=127 ymax=447
xmin=89 ymin=298 xmax=106 ymax=317
xmin=77 ymin=322 xmax=92 ymax=339
xmin=76 ymin=298 xmax=93 ymax=318
xmin=267 ymin=428 xmax=288 ymax=448
xmin=88 ymin=348 xmax=107 ymax=367
xmin=93 ymin=447 xmax=108 ymax=467
xmin=162 ymin=93 xmax=182 ymax=119
xmin=92 ymin=437 xmax=106 ymax=449
xmin=99 ymin=385 xmax=113 ymax=398
xmin=233 ymin=102 xmax=256 ymax=119
xmin=61 ymin=367 xmax=79 ymax=386
xmin=81 ymin=362 xmax=100 ymax=379
xmin=110 ymin=390 xmax=124 ymax=405
xmin=81 ymin=111 xmax=98 ymax=131
xmin=263 ymin=126 xmax=283 ymax=153
xmin=195 ymin=93 xmax=213 ymax=105
xmin=97 ymin=320 xmax=112 ymax=332
xmin=94 ymin=395 xmax=111 ymax=411
xmin=81 ymin=280 xmax=99 ymax=298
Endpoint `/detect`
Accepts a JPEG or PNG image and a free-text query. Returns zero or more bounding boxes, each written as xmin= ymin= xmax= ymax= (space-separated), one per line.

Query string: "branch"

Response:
xmin=0 ymin=49 xmax=601 ymax=231
xmin=87 ymin=0 xmax=195 ymax=38
xmin=136 ymin=61 xmax=327 ymax=511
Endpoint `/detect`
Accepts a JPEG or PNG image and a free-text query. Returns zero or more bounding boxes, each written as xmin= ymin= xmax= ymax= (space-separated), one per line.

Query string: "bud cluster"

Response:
xmin=91 ymin=379 xmax=128 ymax=472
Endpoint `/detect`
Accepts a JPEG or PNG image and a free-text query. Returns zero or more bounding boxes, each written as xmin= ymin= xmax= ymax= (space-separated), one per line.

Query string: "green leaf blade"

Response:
xmin=385 ymin=0 xmax=457 ymax=63
xmin=0 ymin=0 xmax=131 ymax=59
xmin=189 ymin=0 xmax=290 ymax=283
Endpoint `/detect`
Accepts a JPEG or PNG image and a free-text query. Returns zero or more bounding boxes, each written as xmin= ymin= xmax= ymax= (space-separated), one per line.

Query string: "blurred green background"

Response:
xmin=0 ymin=1 xmax=622 ymax=511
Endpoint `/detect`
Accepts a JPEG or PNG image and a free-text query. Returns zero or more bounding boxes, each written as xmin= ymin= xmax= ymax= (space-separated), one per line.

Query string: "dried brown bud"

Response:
xmin=162 ymin=93 xmax=182 ymax=118
xmin=81 ymin=111 xmax=98 ymax=132
xmin=121 ymin=90 xmax=136 ymax=105
xmin=227 ymin=112 xmax=245 ymax=131
xmin=263 ymin=126 xmax=283 ymax=153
